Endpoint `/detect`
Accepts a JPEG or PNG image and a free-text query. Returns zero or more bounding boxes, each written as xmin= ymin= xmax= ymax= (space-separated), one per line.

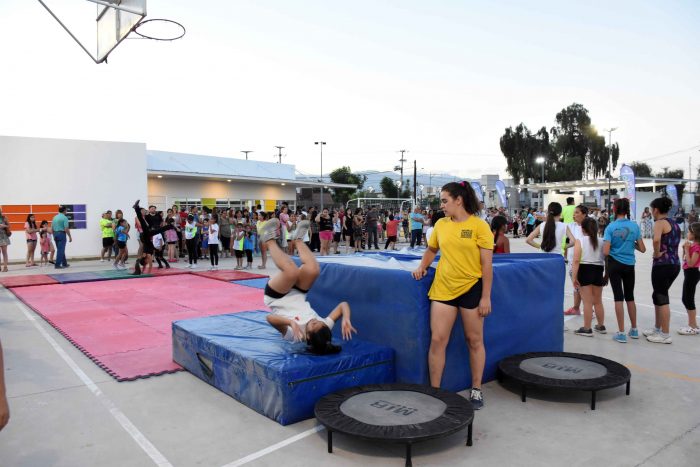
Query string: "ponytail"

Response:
xmin=540 ymin=202 xmax=562 ymax=252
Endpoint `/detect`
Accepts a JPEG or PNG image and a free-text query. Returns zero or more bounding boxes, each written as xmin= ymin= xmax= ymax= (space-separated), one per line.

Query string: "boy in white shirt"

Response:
xmin=259 ymin=218 xmax=357 ymax=354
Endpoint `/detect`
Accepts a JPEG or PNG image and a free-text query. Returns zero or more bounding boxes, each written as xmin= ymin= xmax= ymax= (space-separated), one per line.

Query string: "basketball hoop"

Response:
xmin=132 ymin=19 xmax=186 ymax=41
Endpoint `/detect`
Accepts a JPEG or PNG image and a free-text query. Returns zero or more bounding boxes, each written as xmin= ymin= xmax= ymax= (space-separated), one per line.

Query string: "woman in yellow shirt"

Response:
xmin=412 ymin=181 xmax=494 ymax=409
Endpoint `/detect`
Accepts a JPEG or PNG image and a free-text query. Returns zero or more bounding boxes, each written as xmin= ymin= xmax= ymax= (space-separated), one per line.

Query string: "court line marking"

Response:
xmin=220 ymin=425 xmax=324 ymax=467
xmin=625 ymin=362 xmax=700 ymax=384
xmin=6 ymin=289 xmax=172 ymax=467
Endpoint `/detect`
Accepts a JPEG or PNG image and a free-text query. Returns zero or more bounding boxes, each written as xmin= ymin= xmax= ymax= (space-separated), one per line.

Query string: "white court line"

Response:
xmin=6 ymin=289 xmax=172 ymax=467
xmin=221 ymin=425 xmax=324 ymax=467
xmin=564 ymin=292 xmax=687 ymax=316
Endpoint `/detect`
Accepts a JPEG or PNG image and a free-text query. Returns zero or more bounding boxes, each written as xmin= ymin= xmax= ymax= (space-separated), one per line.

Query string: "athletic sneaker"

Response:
xmin=643 ymin=327 xmax=661 ymax=337
xmin=292 ymin=220 xmax=310 ymax=241
xmin=564 ymin=307 xmax=581 ymax=316
xmin=613 ymin=332 xmax=627 ymax=343
xmin=628 ymin=328 xmax=640 ymax=339
xmin=113 ymin=262 xmax=119 ymax=270
xmin=191 ymin=264 xmax=197 ymax=269
xmin=574 ymin=327 xmax=594 ymax=337
xmin=594 ymin=325 xmax=607 ymax=334
xmin=646 ymin=333 xmax=673 ymax=344
xmin=259 ymin=218 xmax=280 ymax=243
xmin=469 ymin=388 xmax=484 ymax=410
xmin=677 ymin=326 xmax=700 ymax=335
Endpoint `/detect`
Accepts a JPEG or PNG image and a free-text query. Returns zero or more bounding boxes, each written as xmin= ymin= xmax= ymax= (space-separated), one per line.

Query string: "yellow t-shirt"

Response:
xmin=100 ymin=218 xmax=114 ymax=238
xmin=428 ymin=215 xmax=494 ymax=301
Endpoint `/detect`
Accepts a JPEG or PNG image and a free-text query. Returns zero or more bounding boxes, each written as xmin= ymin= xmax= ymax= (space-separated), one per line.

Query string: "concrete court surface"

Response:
xmin=0 ymin=238 xmax=699 ymax=467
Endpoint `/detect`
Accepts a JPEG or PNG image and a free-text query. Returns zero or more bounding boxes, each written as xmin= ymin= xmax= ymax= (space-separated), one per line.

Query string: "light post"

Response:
xmin=241 ymin=150 xmax=253 ymax=160
xmin=604 ymin=128 xmax=618 ymax=212
xmin=315 ymin=141 xmax=326 ymax=210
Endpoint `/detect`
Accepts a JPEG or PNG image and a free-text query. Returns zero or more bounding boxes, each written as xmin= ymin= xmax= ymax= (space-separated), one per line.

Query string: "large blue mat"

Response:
xmin=172 ymin=311 xmax=395 ymax=425
xmin=302 ymin=253 xmax=565 ymax=392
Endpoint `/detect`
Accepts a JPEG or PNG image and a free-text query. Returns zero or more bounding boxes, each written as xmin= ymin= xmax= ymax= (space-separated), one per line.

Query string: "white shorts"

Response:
xmin=263 ymin=287 xmax=312 ymax=314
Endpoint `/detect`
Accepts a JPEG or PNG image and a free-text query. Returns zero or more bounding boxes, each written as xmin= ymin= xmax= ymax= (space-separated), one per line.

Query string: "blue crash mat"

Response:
xmin=301 ymin=253 xmax=565 ymax=392
xmin=172 ymin=311 xmax=395 ymax=425
xmin=231 ymin=278 xmax=269 ymax=289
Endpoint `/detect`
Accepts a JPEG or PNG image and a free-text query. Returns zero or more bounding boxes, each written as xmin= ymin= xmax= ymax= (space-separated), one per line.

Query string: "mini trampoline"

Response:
xmin=315 ymin=383 xmax=474 ymax=467
xmin=498 ymin=352 xmax=631 ymax=410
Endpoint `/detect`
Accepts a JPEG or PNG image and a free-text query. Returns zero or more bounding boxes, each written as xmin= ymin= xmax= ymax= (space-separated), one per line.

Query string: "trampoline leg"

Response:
xmin=327 ymin=430 xmax=333 ymax=454
xmin=591 ymin=391 xmax=597 ymax=411
xmin=521 ymin=385 xmax=527 ymax=403
xmin=467 ymin=423 xmax=473 ymax=446
xmin=405 ymin=444 xmax=412 ymax=467
xmin=626 ymin=381 xmax=630 ymax=396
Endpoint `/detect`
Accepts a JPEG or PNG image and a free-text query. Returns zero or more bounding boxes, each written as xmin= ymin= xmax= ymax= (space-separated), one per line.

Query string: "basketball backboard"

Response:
xmin=37 ymin=0 xmax=147 ymax=63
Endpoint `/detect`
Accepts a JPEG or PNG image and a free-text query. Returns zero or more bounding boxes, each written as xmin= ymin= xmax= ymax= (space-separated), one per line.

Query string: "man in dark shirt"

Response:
xmin=365 ymin=206 xmax=379 ymax=249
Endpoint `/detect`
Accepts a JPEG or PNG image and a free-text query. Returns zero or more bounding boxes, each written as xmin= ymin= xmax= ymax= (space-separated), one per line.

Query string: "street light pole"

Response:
xmin=315 ymin=141 xmax=326 ymax=211
xmin=241 ymin=150 xmax=253 ymax=160
xmin=604 ymin=127 xmax=618 ymax=212
xmin=535 ymin=156 xmax=545 ymax=209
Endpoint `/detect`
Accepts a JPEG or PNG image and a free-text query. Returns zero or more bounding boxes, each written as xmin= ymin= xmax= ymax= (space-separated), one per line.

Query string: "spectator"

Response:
xmin=409 ymin=206 xmax=424 ymax=248
xmin=51 ymin=206 xmax=72 ymax=269
xmin=0 ymin=209 xmax=10 ymax=272
xmin=24 ymin=214 xmax=38 ymax=267
xmin=99 ymin=211 xmax=115 ymax=262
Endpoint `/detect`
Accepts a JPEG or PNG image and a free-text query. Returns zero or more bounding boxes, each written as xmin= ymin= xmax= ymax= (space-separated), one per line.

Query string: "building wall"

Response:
xmin=147 ymin=177 xmax=297 ymax=210
xmin=0 ymin=136 xmax=147 ymax=261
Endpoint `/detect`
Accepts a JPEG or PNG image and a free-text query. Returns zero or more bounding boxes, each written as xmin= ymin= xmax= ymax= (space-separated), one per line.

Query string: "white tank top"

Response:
xmin=541 ymin=221 xmax=566 ymax=254
xmin=579 ymin=236 xmax=604 ymax=265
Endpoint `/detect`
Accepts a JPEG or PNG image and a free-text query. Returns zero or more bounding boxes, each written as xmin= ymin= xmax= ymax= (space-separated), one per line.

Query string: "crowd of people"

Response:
xmin=486 ymin=196 xmax=699 ymax=342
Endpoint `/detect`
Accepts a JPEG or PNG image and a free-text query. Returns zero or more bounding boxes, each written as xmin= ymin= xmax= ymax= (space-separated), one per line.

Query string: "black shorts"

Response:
xmin=234 ymin=249 xmax=244 ymax=258
xmin=143 ymin=241 xmax=155 ymax=255
xmin=333 ymin=232 xmax=341 ymax=242
xmin=27 ymin=239 xmax=37 ymax=244
xmin=167 ymin=241 xmax=177 ymax=245
xmin=102 ymin=237 xmax=114 ymax=248
xmin=578 ymin=264 xmax=605 ymax=287
xmin=434 ymin=279 xmax=482 ymax=309
xmin=651 ymin=263 xmax=681 ymax=306
xmin=387 ymin=235 xmax=397 ymax=243
xmin=117 ymin=241 xmax=127 ymax=249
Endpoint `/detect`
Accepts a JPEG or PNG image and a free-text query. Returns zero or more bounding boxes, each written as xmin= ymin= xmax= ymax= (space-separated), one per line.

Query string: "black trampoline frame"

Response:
xmin=315 ymin=383 xmax=474 ymax=467
xmin=498 ymin=352 xmax=631 ymax=410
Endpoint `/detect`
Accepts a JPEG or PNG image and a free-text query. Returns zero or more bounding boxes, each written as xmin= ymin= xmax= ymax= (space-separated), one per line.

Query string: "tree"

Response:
xmin=629 ymin=162 xmax=652 ymax=177
xmin=329 ymin=166 xmax=366 ymax=205
xmin=500 ymin=103 xmax=620 ymax=183
xmin=380 ymin=176 xmax=399 ymax=198
xmin=656 ymin=167 xmax=685 ymax=200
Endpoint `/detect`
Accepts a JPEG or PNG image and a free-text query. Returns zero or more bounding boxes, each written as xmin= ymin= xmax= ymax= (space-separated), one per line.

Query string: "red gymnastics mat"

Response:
xmin=10 ymin=275 xmax=268 ymax=381
xmin=0 ymin=274 xmax=60 ymax=288
xmin=191 ymin=270 xmax=268 ymax=282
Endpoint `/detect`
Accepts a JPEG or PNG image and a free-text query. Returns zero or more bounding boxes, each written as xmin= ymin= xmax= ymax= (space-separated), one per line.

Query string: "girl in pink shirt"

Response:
xmin=680 ymin=222 xmax=700 ymax=335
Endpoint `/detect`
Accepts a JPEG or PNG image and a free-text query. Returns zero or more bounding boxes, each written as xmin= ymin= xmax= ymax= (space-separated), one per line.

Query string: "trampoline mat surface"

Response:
xmin=10 ymin=275 xmax=267 ymax=381
xmin=340 ymin=390 xmax=447 ymax=426
xmin=519 ymin=356 xmax=607 ymax=380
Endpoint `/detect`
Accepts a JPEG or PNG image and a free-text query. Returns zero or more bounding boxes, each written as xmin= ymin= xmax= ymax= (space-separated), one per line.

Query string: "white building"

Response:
xmin=0 ymin=136 xmax=354 ymax=262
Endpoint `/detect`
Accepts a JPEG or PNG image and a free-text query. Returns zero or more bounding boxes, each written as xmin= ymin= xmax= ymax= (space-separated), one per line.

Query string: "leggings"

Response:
xmin=608 ymin=257 xmax=635 ymax=302
xmin=651 ymin=263 xmax=680 ymax=306
xmin=209 ymin=244 xmax=219 ymax=266
xmin=186 ymin=238 xmax=197 ymax=264
xmin=245 ymin=249 xmax=253 ymax=263
xmin=682 ymin=267 xmax=699 ymax=310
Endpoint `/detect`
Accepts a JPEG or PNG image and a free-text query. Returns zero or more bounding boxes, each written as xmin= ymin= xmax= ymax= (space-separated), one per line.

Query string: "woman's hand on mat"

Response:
xmin=412 ymin=267 xmax=427 ymax=280
xmin=341 ymin=319 xmax=357 ymax=340
xmin=478 ymin=297 xmax=491 ymax=317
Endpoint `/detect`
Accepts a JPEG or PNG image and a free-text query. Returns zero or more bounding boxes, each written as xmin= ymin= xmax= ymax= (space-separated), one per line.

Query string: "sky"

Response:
xmin=1 ymin=0 xmax=699 ymax=181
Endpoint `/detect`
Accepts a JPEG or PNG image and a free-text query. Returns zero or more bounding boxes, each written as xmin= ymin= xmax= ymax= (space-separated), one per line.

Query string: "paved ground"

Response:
xmin=0 ymin=237 xmax=699 ymax=466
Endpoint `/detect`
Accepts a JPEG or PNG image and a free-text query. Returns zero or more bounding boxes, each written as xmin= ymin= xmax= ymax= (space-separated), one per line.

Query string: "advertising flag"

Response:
xmin=619 ymin=164 xmax=637 ymax=220
xmin=470 ymin=181 xmax=484 ymax=202
xmin=495 ymin=180 xmax=507 ymax=207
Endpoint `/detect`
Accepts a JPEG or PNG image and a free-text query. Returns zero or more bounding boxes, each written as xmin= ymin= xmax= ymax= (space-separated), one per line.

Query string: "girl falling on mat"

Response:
xmin=259 ymin=217 xmax=357 ymax=354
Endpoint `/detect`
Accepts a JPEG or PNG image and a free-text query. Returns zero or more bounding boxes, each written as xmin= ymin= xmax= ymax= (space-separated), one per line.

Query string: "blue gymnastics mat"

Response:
xmin=301 ymin=253 xmax=565 ymax=392
xmin=172 ymin=311 xmax=395 ymax=425
xmin=231 ymin=277 xmax=269 ymax=289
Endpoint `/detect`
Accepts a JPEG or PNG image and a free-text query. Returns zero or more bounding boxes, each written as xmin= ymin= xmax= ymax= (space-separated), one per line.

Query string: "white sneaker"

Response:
xmin=292 ymin=220 xmax=310 ymax=241
xmin=208 ymin=266 xmax=214 ymax=271
xmin=677 ymin=326 xmax=700 ymax=335
xmin=643 ymin=328 xmax=660 ymax=337
xmin=100 ymin=259 xmax=105 ymax=262
xmin=191 ymin=264 xmax=197 ymax=269
xmin=646 ymin=333 xmax=672 ymax=344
